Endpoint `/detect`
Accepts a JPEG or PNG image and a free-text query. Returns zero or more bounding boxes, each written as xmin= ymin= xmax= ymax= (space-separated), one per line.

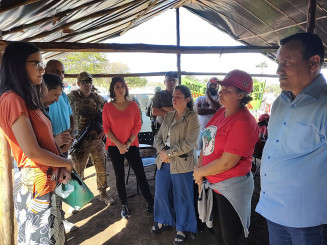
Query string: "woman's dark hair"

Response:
xmin=174 ymin=85 xmax=194 ymax=111
xmin=109 ymin=76 xmax=129 ymax=99
xmin=43 ymin=74 xmax=63 ymax=91
xmin=0 ymin=42 xmax=41 ymax=109
xmin=235 ymin=87 xmax=252 ymax=106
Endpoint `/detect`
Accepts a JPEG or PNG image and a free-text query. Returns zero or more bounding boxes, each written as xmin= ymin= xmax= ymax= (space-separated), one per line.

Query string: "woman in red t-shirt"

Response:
xmin=194 ymin=70 xmax=259 ymax=244
xmin=0 ymin=42 xmax=73 ymax=244
xmin=102 ymin=77 xmax=154 ymax=218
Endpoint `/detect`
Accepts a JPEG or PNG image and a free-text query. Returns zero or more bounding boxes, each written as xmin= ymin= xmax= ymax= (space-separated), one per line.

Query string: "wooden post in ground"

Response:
xmin=0 ymin=129 xmax=14 ymax=245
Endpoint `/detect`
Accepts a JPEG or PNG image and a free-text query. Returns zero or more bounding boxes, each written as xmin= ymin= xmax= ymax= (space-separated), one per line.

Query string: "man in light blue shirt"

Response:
xmin=256 ymin=33 xmax=327 ymax=244
xmin=45 ymin=60 xmax=77 ymax=233
xmin=45 ymin=60 xmax=74 ymax=155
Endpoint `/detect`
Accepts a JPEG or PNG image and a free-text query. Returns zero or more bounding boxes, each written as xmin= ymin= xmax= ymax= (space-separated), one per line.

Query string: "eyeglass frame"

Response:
xmin=25 ymin=60 xmax=45 ymax=69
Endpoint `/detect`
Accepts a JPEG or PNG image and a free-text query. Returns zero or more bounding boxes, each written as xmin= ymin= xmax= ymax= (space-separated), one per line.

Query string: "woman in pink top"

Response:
xmin=102 ymin=77 xmax=154 ymax=218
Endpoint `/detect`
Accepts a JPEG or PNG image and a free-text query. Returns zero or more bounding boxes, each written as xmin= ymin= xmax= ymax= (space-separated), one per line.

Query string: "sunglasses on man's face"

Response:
xmin=81 ymin=79 xmax=92 ymax=84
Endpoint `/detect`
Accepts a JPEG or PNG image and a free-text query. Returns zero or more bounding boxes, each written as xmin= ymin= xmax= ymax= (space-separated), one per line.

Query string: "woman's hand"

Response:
xmin=59 ymin=168 xmax=72 ymax=184
xmin=65 ymin=159 xmax=74 ymax=172
xmin=118 ymin=143 xmax=128 ymax=154
xmin=124 ymin=141 xmax=131 ymax=150
xmin=159 ymin=150 xmax=169 ymax=163
xmin=193 ymin=166 xmax=204 ymax=186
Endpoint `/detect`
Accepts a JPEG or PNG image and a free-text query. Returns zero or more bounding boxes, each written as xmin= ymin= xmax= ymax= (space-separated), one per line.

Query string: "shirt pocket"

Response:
xmin=286 ymin=122 xmax=325 ymax=155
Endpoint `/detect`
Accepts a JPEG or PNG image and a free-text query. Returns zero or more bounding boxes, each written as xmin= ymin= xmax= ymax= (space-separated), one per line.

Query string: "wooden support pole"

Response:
xmin=0 ymin=129 xmax=14 ymax=245
xmin=176 ymin=8 xmax=182 ymax=85
xmin=306 ymin=0 xmax=317 ymax=33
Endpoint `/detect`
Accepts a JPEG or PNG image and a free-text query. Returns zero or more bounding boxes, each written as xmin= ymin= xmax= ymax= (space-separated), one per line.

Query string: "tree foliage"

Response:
xmin=125 ymin=76 xmax=148 ymax=89
xmin=59 ymin=52 xmax=148 ymax=89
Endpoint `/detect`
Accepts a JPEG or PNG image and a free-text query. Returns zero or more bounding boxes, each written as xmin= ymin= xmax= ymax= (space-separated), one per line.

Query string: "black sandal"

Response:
xmin=151 ymin=222 xmax=172 ymax=234
xmin=173 ymin=233 xmax=186 ymax=245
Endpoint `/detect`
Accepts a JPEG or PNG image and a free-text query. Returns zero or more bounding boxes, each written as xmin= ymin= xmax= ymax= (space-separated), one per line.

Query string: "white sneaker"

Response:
xmin=63 ymin=219 xmax=78 ymax=233
xmin=68 ymin=206 xmax=79 ymax=215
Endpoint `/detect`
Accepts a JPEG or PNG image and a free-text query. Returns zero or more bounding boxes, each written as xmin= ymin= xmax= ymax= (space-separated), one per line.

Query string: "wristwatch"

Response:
xmin=127 ymin=139 xmax=133 ymax=143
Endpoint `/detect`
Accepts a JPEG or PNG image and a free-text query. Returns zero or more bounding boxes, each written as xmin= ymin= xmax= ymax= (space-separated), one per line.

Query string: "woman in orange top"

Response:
xmin=0 ymin=42 xmax=73 ymax=245
xmin=102 ymin=76 xmax=154 ymax=218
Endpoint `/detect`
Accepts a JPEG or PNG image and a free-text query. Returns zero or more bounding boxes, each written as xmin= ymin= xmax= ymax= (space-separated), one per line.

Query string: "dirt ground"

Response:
xmin=63 ymin=158 xmax=269 ymax=245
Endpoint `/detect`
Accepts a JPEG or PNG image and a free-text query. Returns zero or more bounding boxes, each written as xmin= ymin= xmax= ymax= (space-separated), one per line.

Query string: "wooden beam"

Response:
xmin=0 ymin=129 xmax=14 ymax=245
xmin=306 ymin=0 xmax=317 ymax=33
xmin=64 ymin=71 xmax=278 ymax=78
xmin=0 ymin=0 xmax=41 ymax=14
xmin=0 ymin=41 xmax=279 ymax=53
xmin=1 ymin=0 xmax=106 ymax=36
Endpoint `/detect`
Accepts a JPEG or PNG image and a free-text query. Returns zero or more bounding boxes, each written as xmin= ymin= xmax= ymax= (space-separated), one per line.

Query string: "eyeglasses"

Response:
xmin=25 ymin=60 xmax=45 ymax=69
xmin=81 ymin=79 xmax=93 ymax=84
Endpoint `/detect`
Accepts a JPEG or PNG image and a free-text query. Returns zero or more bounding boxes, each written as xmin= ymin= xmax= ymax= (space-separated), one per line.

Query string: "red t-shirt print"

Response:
xmin=202 ymin=107 xmax=259 ymax=184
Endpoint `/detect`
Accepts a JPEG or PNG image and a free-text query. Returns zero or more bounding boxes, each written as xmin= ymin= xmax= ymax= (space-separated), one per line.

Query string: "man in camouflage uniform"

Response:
xmin=68 ymin=72 xmax=115 ymax=206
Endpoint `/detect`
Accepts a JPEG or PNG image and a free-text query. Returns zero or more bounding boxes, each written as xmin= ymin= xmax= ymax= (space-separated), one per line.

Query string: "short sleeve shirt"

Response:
xmin=102 ymin=101 xmax=142 ymax=149
xmin=48 ymin=92 xmax=72 ymax=135
xmin=152 ymin=90 xmax=173 ymax=124
xmin=0 ymin=92 xmax=60 ymax=195
xmin=202 ymin=107 xmax=259 ymax=183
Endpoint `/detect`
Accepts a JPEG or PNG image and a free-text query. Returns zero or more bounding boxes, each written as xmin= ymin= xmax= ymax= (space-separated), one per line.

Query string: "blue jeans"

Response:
xmin=154 ymin=163 xmax=197 ymax=233
xmin=267 ymin=219 xmax=327 ymax=245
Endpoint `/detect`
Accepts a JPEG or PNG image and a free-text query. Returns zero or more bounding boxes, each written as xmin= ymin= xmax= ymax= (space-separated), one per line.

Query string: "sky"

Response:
xmin=104 ymin=7 xmax=327 ymax=85
xmin=104 ymin=8 xmax=279 ymax=84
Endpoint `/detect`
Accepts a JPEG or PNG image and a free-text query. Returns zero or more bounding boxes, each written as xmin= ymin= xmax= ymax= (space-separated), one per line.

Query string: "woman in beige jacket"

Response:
xmin=151 ymin=85 xmax=200 ymax=245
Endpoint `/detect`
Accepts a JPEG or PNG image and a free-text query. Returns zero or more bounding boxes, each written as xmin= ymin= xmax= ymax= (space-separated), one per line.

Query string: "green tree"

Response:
xmin=125 ymin=76 xmax=148 ymax=89
xmin=108 ymin=62 xmax=129 ymax=74
xmin=59 ymin=52 xmax=110 ymax=88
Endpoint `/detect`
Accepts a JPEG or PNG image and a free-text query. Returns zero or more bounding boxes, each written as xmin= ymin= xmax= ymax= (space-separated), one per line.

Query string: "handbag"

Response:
xmin=56 ymin=169 xmax=94 ymax=210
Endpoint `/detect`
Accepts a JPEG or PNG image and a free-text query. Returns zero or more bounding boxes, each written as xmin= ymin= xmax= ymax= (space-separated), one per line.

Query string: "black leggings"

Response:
xmin=107 ymin=146 xmax=154 ymax=205
xmin=212 ymin=192 xmax=244 ymax=245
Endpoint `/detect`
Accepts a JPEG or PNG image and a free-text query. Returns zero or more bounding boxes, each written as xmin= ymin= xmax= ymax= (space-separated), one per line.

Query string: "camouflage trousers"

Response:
xmin=71 ymin=137 xmax=108 ymax=190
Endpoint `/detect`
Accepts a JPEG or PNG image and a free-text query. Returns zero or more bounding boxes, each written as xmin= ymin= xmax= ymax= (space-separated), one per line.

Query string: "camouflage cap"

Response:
xmin=77 ymin=72 xmax=92 ymax=82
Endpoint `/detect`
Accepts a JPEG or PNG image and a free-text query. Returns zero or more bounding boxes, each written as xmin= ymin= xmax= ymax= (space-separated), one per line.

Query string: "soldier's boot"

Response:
xmin=99 ymin=188 xmax=116 ymax=206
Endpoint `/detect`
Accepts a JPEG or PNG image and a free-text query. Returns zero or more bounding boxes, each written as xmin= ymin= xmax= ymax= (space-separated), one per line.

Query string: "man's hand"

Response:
xmin=54 ymin=130 xmax=74 ymax=148
xmin=205 ymin=90 xmax=212 ymax=103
